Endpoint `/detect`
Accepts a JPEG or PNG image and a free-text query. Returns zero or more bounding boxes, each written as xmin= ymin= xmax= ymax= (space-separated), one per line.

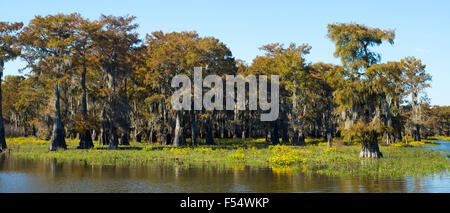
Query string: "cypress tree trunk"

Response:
xmin=324 ymin=111 xmax=333 ymax=147
xmin=108 ymin=131 xmax=119 ymax=149
xmin=415 ymin=124 xmax=421 ymax=142
xmin=190 ymin=70 xmax=197 ymax=146
xmin=50 ymin=84 xmax=67 ymax=151
xmin=233 ymin=103 xmax=239 ymax=138
xmin=157 ymin=122 xmax=164 ymax=144
xmin=159 ymin=128 xmax=170 ymax=145
xmin=99 ymin=107 xmax=109 ymax=145
xmin=136 ymin=132 xmax=142 ymax=143
xmin=271 ymin=121 xmax=280 ymax=145
xmin=411 ymin=92 xmax=421 ymax=141
xmin=281 ymin=120 xmax=289 ymax=144
xmin=120 ymin=133 xmax=130 ymax=145
xmin=0 ymin=62 xmax=7 ymax=152
xmin=91 ymin=130 xmax=97 ymax=141
xmin=383 ymin=132 xmax=393 ymax=145
xmin=158 ymin=86 xmax=170 ymax=145
xmin=394 ymin=128 xmax=402 ymax=143
xmin=405 ymin=132 xmax=409 ymax=145
xmin=190 ymin=105 xmax=197 ymax=146
xmin=78 ymin=61 xmax=94 ymax=149
xmin=205 ymin=116 xmax=215 ymax=145
xmin=148 ymin=130 xmax=153 ymax=143
xmin=99 ymin=127 xmax=108 ymax=145
xmin=385 ymin=96 xmax=393 ymax=144
xmin=173 ymin=110 xmax=184 ymax=147
xmin=105 ymin=103 xmax=119 ymax=150
xmin=291 ymin=129 xmax=299 ymax=146
xmin=120 ymin=77 xmax=131 ymax=145
xmin=360 ymin=132 xmax=383 ymax=158
xmin=220 ymin=125 xmax=224 ymax=139
xmin=205 ymin=126 xmax=215 ymax=145
xmin=327 ymin=132 xmax=333 ymax=148
xmin=104 ymin=96 xmax=117 ymax=150
xmin=298 ymin=131 xmax=306 ymax=146
xmin=103 ymin=64 xmax=121 ymax=150
xmin=290 ymin=80 xmax=299 ymax=146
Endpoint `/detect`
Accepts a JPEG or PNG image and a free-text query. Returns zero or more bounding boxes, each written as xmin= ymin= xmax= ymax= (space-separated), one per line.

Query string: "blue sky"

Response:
xmin=2 ymin=0 xmax=449 ymax=105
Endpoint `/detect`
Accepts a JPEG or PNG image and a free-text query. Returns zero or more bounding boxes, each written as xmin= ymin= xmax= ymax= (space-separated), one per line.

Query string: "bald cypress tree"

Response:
xmin=328 ymin=23 xmax=395 ymax=158
xmin=20 ymin=14 xmax=85 ymax=151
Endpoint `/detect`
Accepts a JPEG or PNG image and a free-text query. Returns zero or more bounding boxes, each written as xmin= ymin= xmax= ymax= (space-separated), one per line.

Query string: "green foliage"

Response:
xmin=0 ymin=21 xmax=23 ymax=63
xmin=327 ymin=22 xmax=395 ymax=67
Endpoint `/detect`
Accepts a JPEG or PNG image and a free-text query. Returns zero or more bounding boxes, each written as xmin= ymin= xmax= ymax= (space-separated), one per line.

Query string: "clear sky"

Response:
xmin=2 ymin=0 xmax=449 ymax=105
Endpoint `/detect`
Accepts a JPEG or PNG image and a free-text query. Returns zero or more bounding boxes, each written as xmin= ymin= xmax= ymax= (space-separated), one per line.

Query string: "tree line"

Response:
xmin=0 ymin=13 xmax=447 ymax=158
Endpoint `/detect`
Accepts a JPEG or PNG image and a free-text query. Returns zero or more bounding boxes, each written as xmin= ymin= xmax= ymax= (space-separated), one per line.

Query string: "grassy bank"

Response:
xmin=3 ymin=137 xmax=449 ymax=177
xmin=428 ymin=136 xmax=450 ymax=141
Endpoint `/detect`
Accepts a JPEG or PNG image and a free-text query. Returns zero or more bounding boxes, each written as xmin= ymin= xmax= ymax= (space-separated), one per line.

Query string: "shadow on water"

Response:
xmin=0 ymin=142 xmax=449 ymax=193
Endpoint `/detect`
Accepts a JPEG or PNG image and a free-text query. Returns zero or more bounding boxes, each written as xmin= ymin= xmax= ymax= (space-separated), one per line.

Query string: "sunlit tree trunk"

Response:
xmin=326 ymin=132 xmax=332 ymax=147
xmin=173 ymin=110 xmax=184 ymax=147
xmin=360 ymin=132 xmax=383 ymax=158
xmin=324 ymin=111 xmax=333 ymax=147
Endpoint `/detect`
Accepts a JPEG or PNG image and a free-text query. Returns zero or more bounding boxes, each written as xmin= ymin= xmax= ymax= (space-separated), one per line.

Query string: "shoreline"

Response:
xmin=3 ymin=137 xmax=448 ymax=178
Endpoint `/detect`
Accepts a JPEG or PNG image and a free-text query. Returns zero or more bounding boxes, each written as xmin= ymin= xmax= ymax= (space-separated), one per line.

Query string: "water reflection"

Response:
xmin=0 ymin=142 xmax=448 ymax=193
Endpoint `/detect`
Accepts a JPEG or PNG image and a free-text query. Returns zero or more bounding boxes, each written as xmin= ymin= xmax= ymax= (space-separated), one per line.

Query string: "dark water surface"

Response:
xmin=0 ymin=142 xmax=449 ymax=193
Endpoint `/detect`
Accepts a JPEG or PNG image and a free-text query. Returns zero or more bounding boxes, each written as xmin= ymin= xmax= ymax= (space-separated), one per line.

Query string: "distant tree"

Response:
xmin=91 ymin=15 xmax=140 ymax=149
xmin=0 ymin=21 xmax=22 ymax=152
xmin=250 ymin=43 xmax=312 ymax=145
xmin=423 ymin=105 xmax=450 ymax=137
xmin=2 ymin=76 xmax=25 ymax=136
xmin=400 ymin=57 xmax=431 ymax=141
